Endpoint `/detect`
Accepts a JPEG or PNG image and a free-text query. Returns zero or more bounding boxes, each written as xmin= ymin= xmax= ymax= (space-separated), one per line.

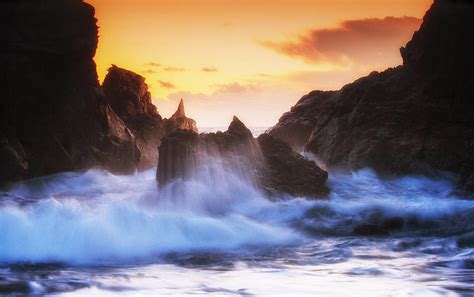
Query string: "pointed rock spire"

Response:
xmin=164 ymin=99 xmax=197 ymax=134
xmin=171 ymin=99 xmax=186 ymax=118
xmin=227 ymin=116 xmax=253 ymax=139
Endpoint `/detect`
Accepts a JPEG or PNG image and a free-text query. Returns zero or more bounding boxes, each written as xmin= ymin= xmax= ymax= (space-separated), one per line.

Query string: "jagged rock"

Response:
xmin=157 ymin=116 xmax=257 ymax=186
xmin=164 ymin=99 xmax=198 ymax=135
xmin=257 ymin=133 xmax=329 ymax=197
xmin=0 ymin=0 xmax=140 ymax=186
xmin=269 ymin=0 xmax=474 ymax=196
xmin=103 ymin=65 xmax=165 ymax=169
xmin=269 ymin=91 xmax=336 ymax=151
xmin=103 ymin=65 xmax=160 ymax=118
xmin=157 ymin=116 xmax=328 ymax=199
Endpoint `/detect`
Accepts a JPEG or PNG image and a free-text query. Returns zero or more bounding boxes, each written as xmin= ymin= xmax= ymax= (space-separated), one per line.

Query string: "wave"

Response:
xmin=0 ymin=166 xmax=473 ymax=264
xmin=300 ymin=169 xmax=474 ymax=236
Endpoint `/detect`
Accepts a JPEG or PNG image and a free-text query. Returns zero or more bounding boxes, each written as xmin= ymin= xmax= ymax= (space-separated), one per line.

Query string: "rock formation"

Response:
xmin=164 ymin=99 xmax=198 ymax=135
xmin=269 ymin=0 xmax=474 ymax=196
xmin=0 ymin=0 xmax=140 ymax=186
xmin=257 ymin=133 xmax=329 ymax=197
xmin=103 ymin=65 xmax=165 ymax=169
xmin=157 ymin=117 xmax=328 ymax=199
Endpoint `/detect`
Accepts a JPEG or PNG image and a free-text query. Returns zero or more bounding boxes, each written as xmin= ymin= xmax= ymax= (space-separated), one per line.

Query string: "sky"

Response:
xmin=86 ymin=0 xmax=432 ymax=127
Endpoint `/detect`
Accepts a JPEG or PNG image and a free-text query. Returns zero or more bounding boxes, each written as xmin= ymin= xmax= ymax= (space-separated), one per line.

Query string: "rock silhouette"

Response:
xmin=270 ymin=0 xmax=474 ymax=196
xmin=0 ymin=0 xmax=140 ymax=185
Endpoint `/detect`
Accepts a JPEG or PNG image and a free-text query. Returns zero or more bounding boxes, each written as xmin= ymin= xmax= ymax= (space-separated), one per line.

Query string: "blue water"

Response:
xmin=0 ymin=130 xmax=473 ymax=295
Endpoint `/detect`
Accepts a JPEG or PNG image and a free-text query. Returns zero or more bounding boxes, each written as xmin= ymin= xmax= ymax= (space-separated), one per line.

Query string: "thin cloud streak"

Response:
xmin=201 ymin=67 xmax=218 ymax=72
xmin=164 ymin=66 xmax=186 ymax=72
xmin=157 ymin=80 xmax=176 ymax=89
xmin=145 ymin=62 xmax=161 ymax=67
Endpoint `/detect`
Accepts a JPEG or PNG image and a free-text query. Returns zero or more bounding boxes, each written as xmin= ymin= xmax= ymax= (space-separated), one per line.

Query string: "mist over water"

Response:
xmin=0 ymin=129 xmax=473 ymax=295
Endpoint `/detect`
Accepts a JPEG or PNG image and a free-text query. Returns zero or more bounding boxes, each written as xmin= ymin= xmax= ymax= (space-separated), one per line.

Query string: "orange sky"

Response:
xmin=86 ymin=0 xmax=432 ymax=127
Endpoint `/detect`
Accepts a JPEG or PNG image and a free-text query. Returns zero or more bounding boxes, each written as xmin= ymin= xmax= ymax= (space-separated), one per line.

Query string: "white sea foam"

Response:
xmin=0 ymin=156 xmax=473 ymax=264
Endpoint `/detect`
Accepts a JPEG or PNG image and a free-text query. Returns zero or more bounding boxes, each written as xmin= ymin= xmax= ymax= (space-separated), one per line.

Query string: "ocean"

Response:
xmin=0 ymin=128 xmax=473 ymax=296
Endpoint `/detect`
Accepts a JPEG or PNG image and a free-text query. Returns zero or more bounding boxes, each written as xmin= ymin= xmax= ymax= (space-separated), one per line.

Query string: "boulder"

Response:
xmin=269 ymin=0 xmax=474 ymax=196
xmin=157 ymin=116 xmax=328 ymax=199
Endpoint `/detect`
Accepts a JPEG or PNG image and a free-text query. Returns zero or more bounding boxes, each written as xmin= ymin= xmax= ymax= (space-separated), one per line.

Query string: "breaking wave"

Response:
xmin=0 ymin=165 xmax=472 ymax=264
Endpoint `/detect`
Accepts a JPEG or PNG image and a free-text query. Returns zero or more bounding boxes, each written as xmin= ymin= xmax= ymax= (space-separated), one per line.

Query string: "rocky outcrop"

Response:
xmin=157 ymin=117 xmax=328 ymax=199
xmin=0 ymin=0 xmax=140 ymax=186
xmin=269 ymin=91 xmax=337 ymax=152
xmin=103 ymin=65 xmax=165 ymax=169
xmin=257 ymin=133 xmax=329 ymax=197
xmin=269 ymin=0 xmax=474 ymax=196
xmin=157 ymin=116 xmax=258 ymax=187
xmin=164 ymin=99 xmax=198 ymax=135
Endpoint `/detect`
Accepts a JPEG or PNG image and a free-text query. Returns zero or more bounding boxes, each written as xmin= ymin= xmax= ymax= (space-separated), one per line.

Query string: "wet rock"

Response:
xmin=353 ymin=216 xmax=405 ymax=236
xmin=103 ymin=65 xmax=165 ymax=169
xmin=268 ymin=0 xmax=474 ymax=196
xmin=156 ymin=129 xmax=199 ymax=186
xmin=382 ymin=217 xmax=404 ymax=231
xmin=157 ymin=116 xmax=258 ymax=186
xmin=353 ymin=224 xmax=390 ymax=236
xmin=157 ymin=116 xmax=329 ymax=199
xmin=457 ymin=231 xmax=474 ymax=248
xmin=257 ymin=133 xmax=329 ymax=197
xmin=164 ymin=99 xmax=198 ymax=135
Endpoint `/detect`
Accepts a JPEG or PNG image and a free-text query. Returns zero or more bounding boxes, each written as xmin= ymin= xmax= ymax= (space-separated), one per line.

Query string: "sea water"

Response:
xmin=0 ymin=129 xmax=473 ymax=296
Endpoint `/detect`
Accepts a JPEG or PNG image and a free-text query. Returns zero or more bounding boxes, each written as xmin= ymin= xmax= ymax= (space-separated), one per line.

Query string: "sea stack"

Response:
xmin=164 ymin=99 xmax=198 ymax=135
xmin=157 ymin=116 xmax=329 ymax=199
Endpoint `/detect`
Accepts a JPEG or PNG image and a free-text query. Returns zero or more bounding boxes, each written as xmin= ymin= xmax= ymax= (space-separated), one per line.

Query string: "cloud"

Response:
xmin=214 ymin=82 xmax=260 ymax=94
xmin=201 ymin=67 xmax=218 ymax=72
xmin=282 ymin=69 xmax=371 ymax=91
xmin=260 ymin=16 xmax=421 ymax=68
xmin=157 ymin=80 xmax=176 ymax=89
xmin=164 ymin=66 xmax=186 ymax=72
xmin=142 ymin=69 xmax=157 ymax=74
xmin=145 ymin=62 xmax=161 ymax=67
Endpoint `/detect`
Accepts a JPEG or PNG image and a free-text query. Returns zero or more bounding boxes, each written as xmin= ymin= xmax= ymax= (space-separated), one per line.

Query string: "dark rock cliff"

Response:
xmin=0 ymin=0 xmax=140 ymax=185
xmin=269 ymin=0 xmax=474 ymax=196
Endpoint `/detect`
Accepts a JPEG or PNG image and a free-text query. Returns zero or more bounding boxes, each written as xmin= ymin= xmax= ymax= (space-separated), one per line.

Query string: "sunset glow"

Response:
xmin=87 ymin=0 xmax=432 ymax=126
